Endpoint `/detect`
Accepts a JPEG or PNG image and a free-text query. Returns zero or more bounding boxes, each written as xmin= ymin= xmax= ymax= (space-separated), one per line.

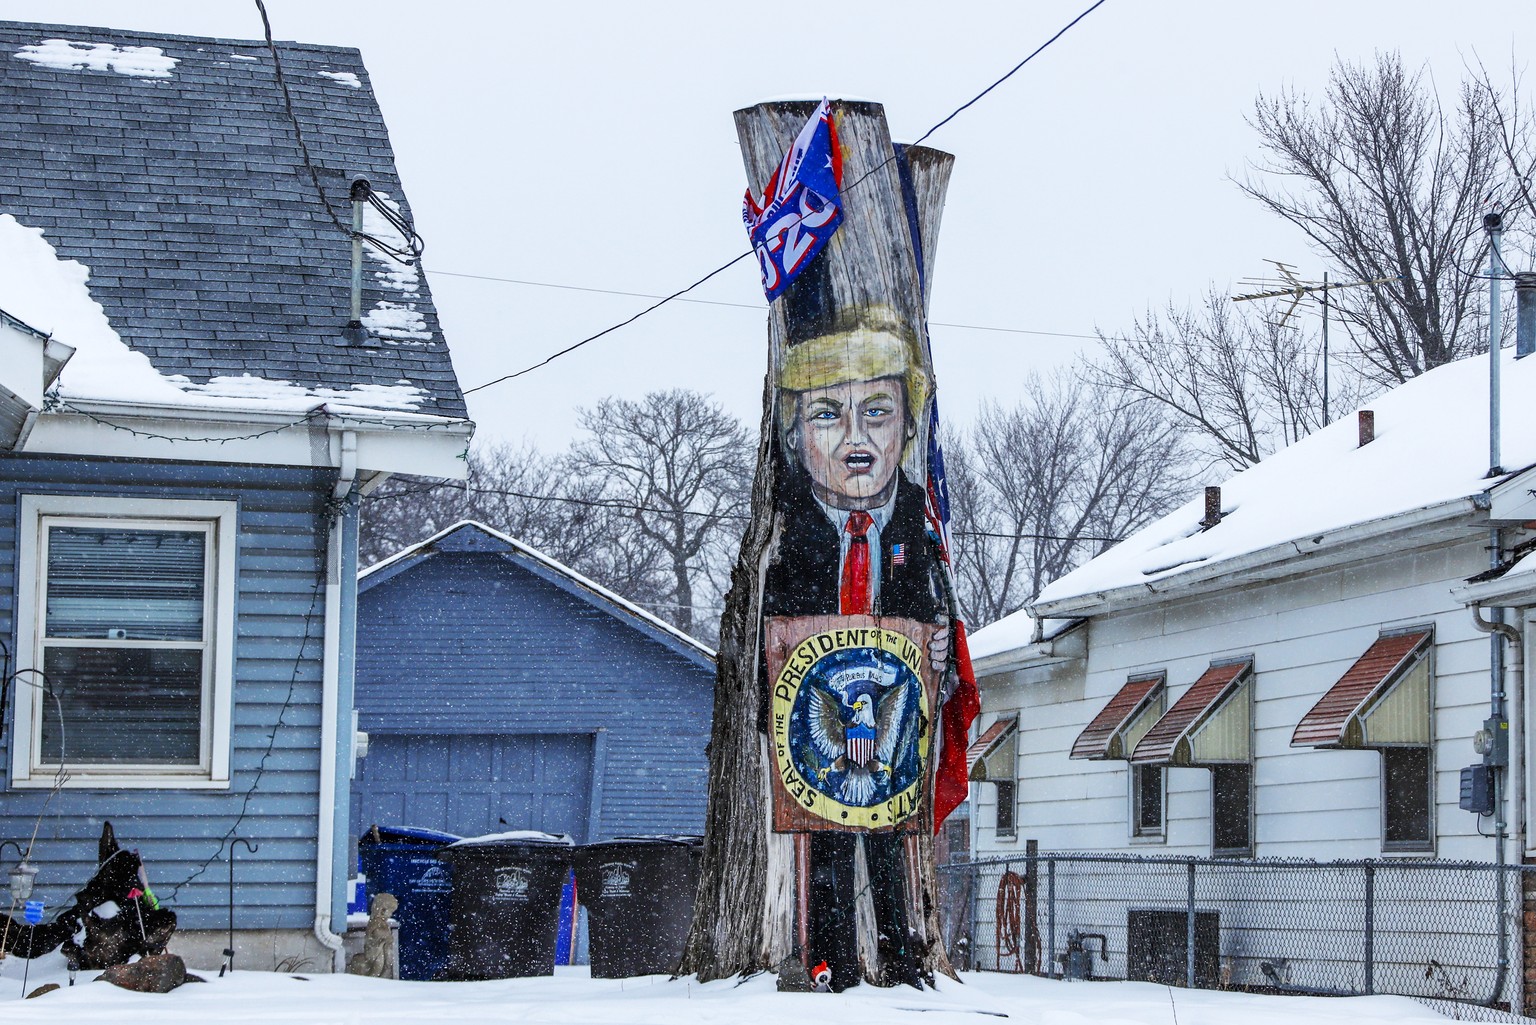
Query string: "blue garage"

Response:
xmin=350 ymin=521 xmax=716 ymax=845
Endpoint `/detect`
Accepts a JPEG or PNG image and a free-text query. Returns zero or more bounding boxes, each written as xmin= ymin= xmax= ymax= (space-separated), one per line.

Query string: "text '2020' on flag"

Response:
xmin=742 ymin=98 xmax=844 ymax=300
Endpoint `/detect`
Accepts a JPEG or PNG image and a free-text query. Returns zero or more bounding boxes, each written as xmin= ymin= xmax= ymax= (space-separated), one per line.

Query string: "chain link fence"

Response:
xmin=938 ymin=852 xmax=1528 ymax=1021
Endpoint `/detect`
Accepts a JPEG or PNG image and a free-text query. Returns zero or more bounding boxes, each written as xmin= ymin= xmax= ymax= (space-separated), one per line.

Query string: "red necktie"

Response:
xmin=840 ymin=510 xmax=874 ymax=615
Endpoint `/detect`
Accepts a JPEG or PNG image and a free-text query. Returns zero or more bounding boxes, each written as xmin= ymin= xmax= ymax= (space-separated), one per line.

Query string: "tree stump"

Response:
xmin=679 ymin=98 xmax=956 ymax=986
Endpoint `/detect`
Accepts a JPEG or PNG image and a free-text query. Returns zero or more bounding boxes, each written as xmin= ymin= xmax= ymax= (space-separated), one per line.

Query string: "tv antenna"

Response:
xmin=1232 ymin=260 xmax=1395 ymax=422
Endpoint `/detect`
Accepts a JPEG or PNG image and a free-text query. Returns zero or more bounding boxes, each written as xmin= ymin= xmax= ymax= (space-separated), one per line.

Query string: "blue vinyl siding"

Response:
xmin=355 ymin=536 xmax=714 ymax=843
xmin=0 ymin=452 xmax=335 ymax=931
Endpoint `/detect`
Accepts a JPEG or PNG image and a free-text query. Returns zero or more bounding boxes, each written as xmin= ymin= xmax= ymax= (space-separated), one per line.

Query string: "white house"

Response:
xmin=962 ymin=348 xmax=1536 ymax=1005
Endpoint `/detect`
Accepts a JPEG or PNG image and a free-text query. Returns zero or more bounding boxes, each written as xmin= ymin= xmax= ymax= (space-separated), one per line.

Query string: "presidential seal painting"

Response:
xmin=767 ymin=617 xmax=937 ymax=831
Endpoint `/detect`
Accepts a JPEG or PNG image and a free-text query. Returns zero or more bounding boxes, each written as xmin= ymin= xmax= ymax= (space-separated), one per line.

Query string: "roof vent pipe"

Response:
xmin=1486 ymin=211 xmax=1504 ymax=477
xmin=341 ymin=176 xmax=371 ymax=347
xmin=1358 ymin=410 xmax=1375 ymax=447
xmin=1516 ymin=272 xmax=1536 ymax=359
xmin=1201 ymin=486 xmax=1223 ymax=529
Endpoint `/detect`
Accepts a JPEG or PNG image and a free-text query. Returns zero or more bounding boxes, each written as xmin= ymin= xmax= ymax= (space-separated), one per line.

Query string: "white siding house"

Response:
xmin=962 ymin=349 xmax=1536 ymax=1005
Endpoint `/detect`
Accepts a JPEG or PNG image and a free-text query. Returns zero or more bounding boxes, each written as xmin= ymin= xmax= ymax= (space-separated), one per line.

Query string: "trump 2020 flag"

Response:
xmin=742 ymin=98 xmax=844 ymax=300
xmin=922 ymin=396 xmax=980 ymax=831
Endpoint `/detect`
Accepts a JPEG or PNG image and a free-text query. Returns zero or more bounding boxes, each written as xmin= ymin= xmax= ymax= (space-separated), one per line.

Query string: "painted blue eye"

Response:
xmin=810 ymin=409 xmax=840 ymax=421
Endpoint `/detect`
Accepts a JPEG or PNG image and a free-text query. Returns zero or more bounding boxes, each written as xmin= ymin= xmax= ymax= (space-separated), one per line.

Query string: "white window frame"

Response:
xmin=1130 ymin=762 xmax=1167 ymax=842
xmin=12 ymin=495 xmax=237 ymax=788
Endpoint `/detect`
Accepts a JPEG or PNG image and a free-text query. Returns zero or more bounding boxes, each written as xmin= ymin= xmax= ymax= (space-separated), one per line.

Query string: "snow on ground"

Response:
xmin=0 ymin=954 xmax=1468 ymax=1025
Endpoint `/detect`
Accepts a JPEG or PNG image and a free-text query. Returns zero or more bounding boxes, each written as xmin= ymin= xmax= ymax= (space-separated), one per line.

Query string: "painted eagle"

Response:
xmin=807 ymin=677 xmax=909 ymax=806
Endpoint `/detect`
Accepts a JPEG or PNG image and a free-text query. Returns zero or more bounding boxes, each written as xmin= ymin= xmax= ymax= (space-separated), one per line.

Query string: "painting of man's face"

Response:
xmin=792 ymin=375 xmax=908 ymax=510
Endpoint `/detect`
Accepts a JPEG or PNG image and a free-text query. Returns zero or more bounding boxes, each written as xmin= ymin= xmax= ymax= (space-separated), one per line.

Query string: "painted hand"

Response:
xmin=928 ymin=626 xmax=951 ymax=673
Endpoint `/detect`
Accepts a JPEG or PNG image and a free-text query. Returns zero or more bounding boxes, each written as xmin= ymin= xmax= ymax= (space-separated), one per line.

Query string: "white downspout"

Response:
xmin=314 ymin=429 xmax=357 ymax=970
xmin=1471 ymin=600 xmax=1526 ymax=1010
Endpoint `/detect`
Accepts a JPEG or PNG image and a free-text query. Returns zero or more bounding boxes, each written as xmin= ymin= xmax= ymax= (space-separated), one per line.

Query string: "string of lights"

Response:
xmin=51 ymin=400 xmax=469 ymax=446
xmin=162 ymin=530 xmax=329 ymax=903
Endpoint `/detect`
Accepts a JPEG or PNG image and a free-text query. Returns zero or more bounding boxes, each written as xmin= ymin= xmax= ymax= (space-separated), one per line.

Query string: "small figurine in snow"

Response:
xmin=347 ymin=892 xmax=398 ymax=979
xmin=811 ymin=960 xmax=832 ymax=993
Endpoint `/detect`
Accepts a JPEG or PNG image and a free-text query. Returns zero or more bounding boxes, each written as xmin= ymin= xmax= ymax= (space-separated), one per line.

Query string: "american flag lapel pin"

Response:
xmin=891 ymin=543 xmax=906 ymax=566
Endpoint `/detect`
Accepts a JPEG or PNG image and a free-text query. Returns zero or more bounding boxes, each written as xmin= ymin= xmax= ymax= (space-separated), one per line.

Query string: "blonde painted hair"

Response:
xmin=777 ymin=307 xmax=930 ymax=459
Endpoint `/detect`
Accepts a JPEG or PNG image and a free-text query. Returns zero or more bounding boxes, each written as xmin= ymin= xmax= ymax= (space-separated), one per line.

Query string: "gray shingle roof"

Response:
xmin=0 ymin=20 xmax=466 ymax=419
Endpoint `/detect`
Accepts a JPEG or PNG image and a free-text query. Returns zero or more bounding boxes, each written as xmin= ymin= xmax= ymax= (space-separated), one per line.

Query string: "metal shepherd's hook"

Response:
xmin=223 ymin=839 xmax=259 ymax=976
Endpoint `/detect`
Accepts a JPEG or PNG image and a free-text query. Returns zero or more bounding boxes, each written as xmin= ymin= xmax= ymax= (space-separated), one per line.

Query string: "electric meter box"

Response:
xmin=1460 ymin=764 xmax=1494 ymax=815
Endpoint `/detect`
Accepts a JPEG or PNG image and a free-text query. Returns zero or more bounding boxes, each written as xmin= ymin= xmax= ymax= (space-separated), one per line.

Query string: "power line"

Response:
xmin=461 ymin=252 xmax=754 ymax=395
xmin=462 ymin=0 xmax=1111 ymax=395
xmin=362 ymin=480 xmax=1123 ymax=544
xmin=909 ymin=0 xmax=1108 ymax=150
xmin=431 ymin=265 xmax=1109 ymax=339
xmin=431 ymin=265 xmax=1356 ymax=357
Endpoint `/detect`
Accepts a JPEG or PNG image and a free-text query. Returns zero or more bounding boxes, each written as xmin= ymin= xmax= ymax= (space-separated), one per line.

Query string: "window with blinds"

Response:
xmin=37 ymin=521 xmax=214 ymax=768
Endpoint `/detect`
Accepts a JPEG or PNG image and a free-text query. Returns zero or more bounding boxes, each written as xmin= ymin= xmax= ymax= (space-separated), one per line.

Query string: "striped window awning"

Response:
xmin=967 ymin=715 xmax=1018 ymax=782
xmin=1070 ymin=674 xmax=1165 ymax=760
xmin=1292 ymin=630 xmax=1432 ymax=749
xmin=1130 ymin=660 xmax=1253 ymax=766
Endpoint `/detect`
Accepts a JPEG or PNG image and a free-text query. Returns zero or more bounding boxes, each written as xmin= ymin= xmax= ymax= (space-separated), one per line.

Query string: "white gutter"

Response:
xmin=1454 ymin=571 xmax=1536 ymax=609
xmin=313 ymin=430 xmax=357 ymax=970
xmin=971 ymin=640 xmax=1059 ymax=677
xmin=1033 ymin=497 xmax=1483 ymax=619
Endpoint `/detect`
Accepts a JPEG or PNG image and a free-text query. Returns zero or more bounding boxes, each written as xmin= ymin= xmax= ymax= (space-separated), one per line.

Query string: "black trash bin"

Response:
xmin=436 ymin=831 xmax=574 ymax=980
xmin=573 ymin=835 xmax=703 ymax=978
xmin=356 ymin=825 xmax=461 ymax=981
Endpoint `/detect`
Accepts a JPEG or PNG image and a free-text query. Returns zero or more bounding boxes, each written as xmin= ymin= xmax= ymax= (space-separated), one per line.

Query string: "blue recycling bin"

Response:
xmin=357 ymin=825 xmax=461 ymax=981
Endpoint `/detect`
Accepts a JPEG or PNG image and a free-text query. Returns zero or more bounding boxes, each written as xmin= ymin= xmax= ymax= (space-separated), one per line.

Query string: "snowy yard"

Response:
xmin=0 ymin=954 xmax=1469 ymax=1025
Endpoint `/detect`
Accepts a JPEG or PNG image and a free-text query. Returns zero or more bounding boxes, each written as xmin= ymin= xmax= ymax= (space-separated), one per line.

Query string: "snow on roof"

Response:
xmin=1504 ymin=550 xmax=1536 ymax=584
xmin=317 ymin=69 xmax=361 ymax=88
xmin=358 ymin=191 xmax=434 ymax=343
xmin=360 ymin=519 xmax=716 ymax=661
xmin=1036 ymin=349 xmax=1536 ymax=613
xmin=967 ymin=608 xmax=1079 ymax=662
xmin=16 ymin=38 xmax=178 ymax=77
xmin=0 ymin=212 xmax=438 ymax=420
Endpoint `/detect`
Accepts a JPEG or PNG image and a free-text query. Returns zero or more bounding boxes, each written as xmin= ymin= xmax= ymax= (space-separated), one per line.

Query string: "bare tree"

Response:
xmin=568 ymin=389 xmax=752 ymax=640
xmin=359 ymin=441 xmax=576 ymax=565
xmin=1471 ymin=56 xmax=1536 ymax=270
xmin=358 ymin=441 xmax=671 ymax=616
xmin=949 ymin=372 xmax=1190 ymax=626
xmin=1092 ymin=289 xmax=1369 ymax=471
xmin=1238 ymin=52 xmax=1503 ymax=382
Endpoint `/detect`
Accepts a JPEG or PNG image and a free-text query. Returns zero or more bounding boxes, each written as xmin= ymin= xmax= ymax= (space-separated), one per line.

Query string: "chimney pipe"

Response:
xmin=1202 ymin=486 xmax=1222 ymax=529
xmin=341 ymin=176 xmax=371 ymax=347
xmin=1517 ymin=272 xmax=1536 ymax=359
xmin=1358 ymin=409 xmax=1375 ymax=447
xmin=1486 ymin=211 xmax=1504 ymax=477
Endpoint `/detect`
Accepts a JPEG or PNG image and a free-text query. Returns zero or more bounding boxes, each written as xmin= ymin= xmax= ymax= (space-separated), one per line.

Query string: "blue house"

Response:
xmin=353 ymin=521 xmax=715 ymax=845
xmin=0 ymin=21 xmax=471 ymax=971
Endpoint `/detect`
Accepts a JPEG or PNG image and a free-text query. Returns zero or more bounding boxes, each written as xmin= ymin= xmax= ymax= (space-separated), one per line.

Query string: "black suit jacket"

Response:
xmin=763 ymin=469 xmax=944 ymax=622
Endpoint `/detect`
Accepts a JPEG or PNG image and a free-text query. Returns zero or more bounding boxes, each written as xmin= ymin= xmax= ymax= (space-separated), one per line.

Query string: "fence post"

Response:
xmin=1363 ymin=862 xmax=1376 ymax=996
xmin=1025 ymin=840 xmax=1039 ymax=974
xmin=1186 ymin=859 xmax=1197 ymax=989
xmin=1047 ymin=857 xmax=1057 ymax=978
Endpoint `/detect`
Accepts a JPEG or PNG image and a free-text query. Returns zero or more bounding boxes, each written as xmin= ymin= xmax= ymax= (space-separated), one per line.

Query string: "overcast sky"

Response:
xmin=5 ymin=1 xmax=1529 ymax=452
